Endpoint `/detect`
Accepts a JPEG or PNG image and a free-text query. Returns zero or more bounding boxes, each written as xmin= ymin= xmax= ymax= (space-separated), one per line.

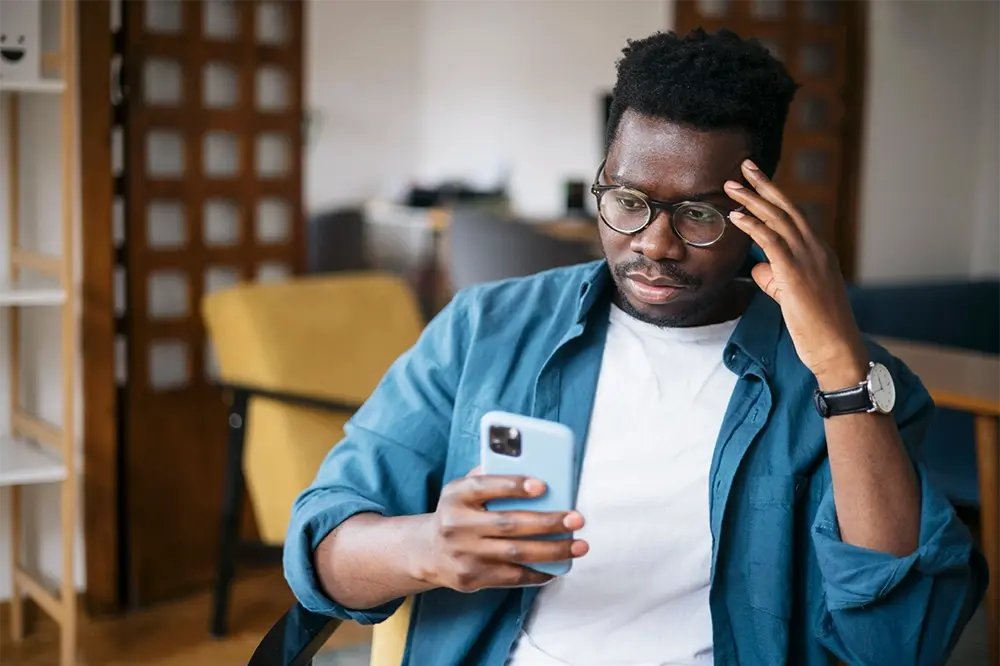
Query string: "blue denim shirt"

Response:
xmin=284 ymin=259 xmax=986 ymax=666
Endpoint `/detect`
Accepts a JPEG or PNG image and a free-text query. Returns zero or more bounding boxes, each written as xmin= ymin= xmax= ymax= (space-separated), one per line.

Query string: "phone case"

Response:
xmin=479 ymin=410 xmax=576 ymax=576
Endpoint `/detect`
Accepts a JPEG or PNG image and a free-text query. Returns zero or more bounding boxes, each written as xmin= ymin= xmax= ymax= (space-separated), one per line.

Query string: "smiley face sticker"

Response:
xmin=0 ymin=0 xmax=40 ymax=82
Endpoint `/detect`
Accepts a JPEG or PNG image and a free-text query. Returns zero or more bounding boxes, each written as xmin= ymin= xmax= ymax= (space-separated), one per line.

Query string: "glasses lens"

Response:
xmin=599 ymin=189 xmax=650 ymax=233
xmin=673 ymin=202 xmax=726 ymax=245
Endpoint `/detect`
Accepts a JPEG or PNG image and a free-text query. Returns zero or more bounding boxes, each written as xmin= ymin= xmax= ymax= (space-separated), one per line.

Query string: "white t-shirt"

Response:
xmin=506 ymin=304 xmax=740 ymax=666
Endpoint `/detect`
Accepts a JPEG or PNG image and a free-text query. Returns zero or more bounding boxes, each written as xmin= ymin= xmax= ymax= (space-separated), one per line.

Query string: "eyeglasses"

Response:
xmin=590 ymin=160 xmax=744 ymax=247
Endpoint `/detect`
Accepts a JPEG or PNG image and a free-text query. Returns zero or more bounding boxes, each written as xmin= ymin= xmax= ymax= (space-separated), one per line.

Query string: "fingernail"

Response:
xmin=563 ymin=512 xmax=584 ymax=529
xmin=524 ymin=479 xmax=545 ymax=494
xmin=571 ymin=540 xmax=590 ymax=556
xmin=730 ymin=211 xmax=747 ymax=222
xmin=743 ymin=159 xmax=759 ymax=172
xmin=725 ymin=180 xmax=743 ymax=191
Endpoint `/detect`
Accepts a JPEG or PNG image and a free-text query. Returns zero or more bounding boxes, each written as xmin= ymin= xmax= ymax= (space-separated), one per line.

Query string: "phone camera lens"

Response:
xmin=488 ymin=425 xmax=522 ymax=457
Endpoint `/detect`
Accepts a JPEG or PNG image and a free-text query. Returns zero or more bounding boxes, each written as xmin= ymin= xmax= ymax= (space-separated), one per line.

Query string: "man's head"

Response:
xmin=598 ymin=29 xmax=798 ymax=328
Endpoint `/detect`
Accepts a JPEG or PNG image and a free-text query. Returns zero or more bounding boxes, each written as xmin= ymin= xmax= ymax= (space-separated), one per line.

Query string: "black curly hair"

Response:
xmin=606 ymin=28 xmax=799 ymax=177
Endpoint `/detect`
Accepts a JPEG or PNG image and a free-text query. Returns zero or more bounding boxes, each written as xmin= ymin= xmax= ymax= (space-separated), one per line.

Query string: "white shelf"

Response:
xmin=0 ymin=435 xmax=66 ymax=487
xmin=0 ymin=284 xmax=66 ymax=307
xmin=0 ymin=78 xmax=66 ymax=94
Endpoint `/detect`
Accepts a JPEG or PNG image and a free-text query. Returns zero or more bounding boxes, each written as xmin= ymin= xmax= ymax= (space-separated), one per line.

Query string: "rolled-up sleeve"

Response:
xmin=282 ymin=292 xmax=471 ymax=623
xmin=812 ymin=358 xmax=989 ymax=665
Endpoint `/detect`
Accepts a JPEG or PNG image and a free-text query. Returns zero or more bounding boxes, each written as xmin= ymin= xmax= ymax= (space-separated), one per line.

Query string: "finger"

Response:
xmin=729 ymin=211 xmax=792 ymax=263
xmin=484 ymin=537 xmax=590 ymax=564
xmin=750 ymin=263 xmax=783 ymax=304
xmin=487 ymin=564 xmax=555 ymax=589
xmin=466 ymin=465 xmax=483 ymax=476
xmin=478 ymin=509 xmax=585 ymax=537
xmin=739 ymin=160 xmax=813 ymax=239
xmin=444 ymin=474 xmax=546 ymax=506
xmin=724 ymin=179 xmax=802 ymax=248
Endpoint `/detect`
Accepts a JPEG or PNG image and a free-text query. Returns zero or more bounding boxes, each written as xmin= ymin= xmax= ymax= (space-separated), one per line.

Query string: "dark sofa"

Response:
xmin=848 ymin=279 xmax=1000 ymax=507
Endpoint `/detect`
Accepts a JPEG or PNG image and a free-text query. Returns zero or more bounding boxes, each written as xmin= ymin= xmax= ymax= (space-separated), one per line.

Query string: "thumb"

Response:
xmin=750 ymin=263 xmax=780 ymax=303
xmin=467 ymin=465 xmax=483 ymax=477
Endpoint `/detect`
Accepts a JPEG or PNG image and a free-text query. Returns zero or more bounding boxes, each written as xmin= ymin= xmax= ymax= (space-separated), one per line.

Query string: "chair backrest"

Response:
xmin=306 ymin=207 xmax=371 ymax=274
xmin=201 ymin=273 xmax=424 ymax=543
xmin=448 ymin=209 xmax=596 ymax=291
xmin=847 ymin=280 xmax=1000 ymax=354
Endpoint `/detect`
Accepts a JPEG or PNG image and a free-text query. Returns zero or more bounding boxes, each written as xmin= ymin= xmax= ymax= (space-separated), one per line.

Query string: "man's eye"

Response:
xmin=616 ymin=196 xmax=643 ymax=211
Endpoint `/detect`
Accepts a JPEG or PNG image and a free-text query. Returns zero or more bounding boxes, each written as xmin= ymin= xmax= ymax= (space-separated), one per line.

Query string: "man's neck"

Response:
xmin=701 ymin=279 xmax=755 ymax=326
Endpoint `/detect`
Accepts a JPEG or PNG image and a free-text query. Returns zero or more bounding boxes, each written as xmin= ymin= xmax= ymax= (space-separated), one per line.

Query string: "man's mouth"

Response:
xmin=625 ymin=273 xmax=688 ymax=305
xmin=1 ymin=49 xmax=26 ymax=63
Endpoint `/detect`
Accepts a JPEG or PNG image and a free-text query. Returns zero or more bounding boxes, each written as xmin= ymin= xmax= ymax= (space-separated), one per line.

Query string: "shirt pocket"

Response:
xmin=443 ymin=401 xmax=507 ymax=481
xmin=746 ymin=475 xmax=796 ymax=619
xmin=746 ymin=473 xmax=827 ymax=620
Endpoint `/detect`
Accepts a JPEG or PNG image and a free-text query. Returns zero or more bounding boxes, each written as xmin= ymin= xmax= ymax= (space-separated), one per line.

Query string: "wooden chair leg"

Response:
xmin=975 ymin=415 xmax=999 ymax=666
xmin=10 ymin=485 xmax=24 ymax=642
xmin=211 ymin=390 xmax=249 ymax=638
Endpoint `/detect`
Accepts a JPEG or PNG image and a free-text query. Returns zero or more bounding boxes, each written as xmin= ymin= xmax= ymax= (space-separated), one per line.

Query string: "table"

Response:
xmin=878 ymin=337 xmax=1000 ymax=664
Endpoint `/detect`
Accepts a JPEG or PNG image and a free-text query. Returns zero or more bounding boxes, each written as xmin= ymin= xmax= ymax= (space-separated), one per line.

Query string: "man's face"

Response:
xmin=598 ymin=110 xmax=754 ymax=328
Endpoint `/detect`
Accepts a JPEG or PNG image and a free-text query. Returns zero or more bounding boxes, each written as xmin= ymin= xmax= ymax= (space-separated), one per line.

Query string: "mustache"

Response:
xmin=612 ymin=258 xmax=701 ymax=288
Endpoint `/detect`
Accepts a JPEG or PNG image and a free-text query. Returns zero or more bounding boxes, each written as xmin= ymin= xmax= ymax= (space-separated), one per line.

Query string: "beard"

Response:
xmin=609 ymin=257 xmax=733 ymax=328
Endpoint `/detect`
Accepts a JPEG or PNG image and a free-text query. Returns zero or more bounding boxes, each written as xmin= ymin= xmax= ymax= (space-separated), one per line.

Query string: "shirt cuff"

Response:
xmin=811 ymin=468 xmax=974 ymax=611
xmin=282 ymin=490 xmax=405 ymax=624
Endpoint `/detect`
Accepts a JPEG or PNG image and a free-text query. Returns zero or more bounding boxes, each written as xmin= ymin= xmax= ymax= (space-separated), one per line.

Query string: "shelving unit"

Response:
xmin=0 ymin=1 xmax=79 ymax=665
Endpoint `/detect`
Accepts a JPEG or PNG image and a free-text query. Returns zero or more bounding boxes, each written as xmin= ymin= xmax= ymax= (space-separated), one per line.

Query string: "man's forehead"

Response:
xmin=606 ymin=149 xmax=741 ymax=199
xmin=607 ymin=114 xmax=748 ymax=198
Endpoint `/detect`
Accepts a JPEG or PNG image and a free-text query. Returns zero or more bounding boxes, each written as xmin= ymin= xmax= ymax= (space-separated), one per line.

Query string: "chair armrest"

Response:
xmin=215 ymin=382 xmax=364 ymax=414
xmin=248 ymin=603 xmax=342 ymax=666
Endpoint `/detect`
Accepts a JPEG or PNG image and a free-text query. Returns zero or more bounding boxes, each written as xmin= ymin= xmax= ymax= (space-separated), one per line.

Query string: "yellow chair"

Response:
xmin=202 ymin=272 xmax=420 ymax=663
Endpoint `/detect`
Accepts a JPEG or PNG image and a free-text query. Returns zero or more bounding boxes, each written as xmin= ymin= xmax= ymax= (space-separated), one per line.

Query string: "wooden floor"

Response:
xmin=0 ymin=568 xmax=372 ymax=666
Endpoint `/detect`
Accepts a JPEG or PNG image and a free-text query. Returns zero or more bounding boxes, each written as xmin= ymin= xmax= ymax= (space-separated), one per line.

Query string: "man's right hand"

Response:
xmin=415 ymin=472 xmax=589 ymax=593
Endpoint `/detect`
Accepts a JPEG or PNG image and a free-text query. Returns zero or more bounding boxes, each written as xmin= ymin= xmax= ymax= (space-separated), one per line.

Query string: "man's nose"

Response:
xmin=628 ymin=210 xmax=686 ymax=262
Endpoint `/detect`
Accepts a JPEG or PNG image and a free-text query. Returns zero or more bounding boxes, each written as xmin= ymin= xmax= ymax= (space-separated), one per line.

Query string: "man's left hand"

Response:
xmin=724 ymin=159 xmax=867 ymax=390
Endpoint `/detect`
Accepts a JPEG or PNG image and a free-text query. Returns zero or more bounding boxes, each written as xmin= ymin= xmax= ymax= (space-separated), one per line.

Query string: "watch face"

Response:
xmin=869 ymin=363 xmax=896 ymax=413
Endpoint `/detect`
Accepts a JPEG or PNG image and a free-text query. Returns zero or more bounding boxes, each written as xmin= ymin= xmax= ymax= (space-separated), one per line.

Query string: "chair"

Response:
xmin=447 ymin=208 xmax=597 ymax=291
xmin=201 ymin=272 xmax=425 ymax=639
xmin=248 ymin=603 xmax=344 ymax=666
xmin=305 ymin=207 xmax=372 ymax=274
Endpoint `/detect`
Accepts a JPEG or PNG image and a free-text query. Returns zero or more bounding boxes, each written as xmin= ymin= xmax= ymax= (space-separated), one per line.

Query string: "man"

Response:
xmin=284 ymin=29 xmax=986 ymax=665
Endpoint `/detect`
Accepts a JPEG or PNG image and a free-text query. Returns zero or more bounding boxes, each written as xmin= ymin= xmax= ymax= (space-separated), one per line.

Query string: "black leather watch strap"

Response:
xmin=813 ymin=383 xmax=872 ymax=418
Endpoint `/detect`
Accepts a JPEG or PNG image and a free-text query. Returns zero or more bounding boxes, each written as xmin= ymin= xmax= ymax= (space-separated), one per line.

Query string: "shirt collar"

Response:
xmin=574 ymin=257 xmax=783 ymax=376
xmin=725 ymin=284 xmax=783 ymax=376
xmin=574 ymin=260 xmax=613 ymax=323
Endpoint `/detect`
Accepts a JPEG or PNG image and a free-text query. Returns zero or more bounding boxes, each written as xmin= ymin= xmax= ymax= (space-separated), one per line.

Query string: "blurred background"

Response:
xmin=0 ymin=0 xmax=997 ymax=664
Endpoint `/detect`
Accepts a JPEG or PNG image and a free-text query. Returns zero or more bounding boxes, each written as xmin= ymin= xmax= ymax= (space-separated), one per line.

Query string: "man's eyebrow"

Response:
xmin=609 ymin=171 xmax=732 ymax=203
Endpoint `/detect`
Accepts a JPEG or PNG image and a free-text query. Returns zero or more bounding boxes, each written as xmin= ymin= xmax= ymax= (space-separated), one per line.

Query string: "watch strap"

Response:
xmin=814 ymin=382 xmax=872 ymax=418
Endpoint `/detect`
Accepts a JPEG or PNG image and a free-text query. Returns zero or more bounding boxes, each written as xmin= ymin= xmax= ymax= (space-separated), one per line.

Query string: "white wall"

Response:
xmin=0 ymin=0 xmax=86 ymax=602
xmin=969 ymin=0 xmax=1000 ymax=279
xmin=305 ymin=0 xmax=669 ymax=217
xmin=856 ymin=0 xmax=999 ymax=282
xmin=414 ymin=0 xmax=670 ymax=218
xmin=305 ymin=0 xmax=423 ymax=212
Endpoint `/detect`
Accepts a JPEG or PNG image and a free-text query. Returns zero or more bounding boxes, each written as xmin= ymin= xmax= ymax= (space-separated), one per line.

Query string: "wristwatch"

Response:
xmin=813 ymin=361 xmax=896 ymax=418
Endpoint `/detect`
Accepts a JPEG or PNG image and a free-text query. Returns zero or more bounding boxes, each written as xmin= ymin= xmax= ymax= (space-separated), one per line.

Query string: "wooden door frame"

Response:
xmin=79 ymin=0 xmax=121 ymax=616
xmin=835 ymin=0 xmax=867 ymax=282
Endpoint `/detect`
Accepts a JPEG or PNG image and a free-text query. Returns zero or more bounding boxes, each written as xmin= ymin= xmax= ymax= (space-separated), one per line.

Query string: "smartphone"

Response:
xmin=479 ymin=410 xmax=576 ymax=576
